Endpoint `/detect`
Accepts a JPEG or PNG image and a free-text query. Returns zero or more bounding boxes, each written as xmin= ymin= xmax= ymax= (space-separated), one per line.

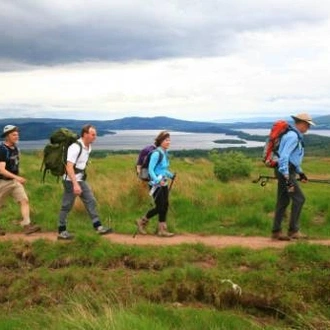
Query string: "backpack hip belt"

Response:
xmin=74 ymin=168 xmax=85 ymax=174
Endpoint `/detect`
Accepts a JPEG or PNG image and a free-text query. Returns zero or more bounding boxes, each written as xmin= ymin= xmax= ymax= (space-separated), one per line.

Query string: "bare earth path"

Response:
xmin=2 ymin=232 xmax=330 ymax=249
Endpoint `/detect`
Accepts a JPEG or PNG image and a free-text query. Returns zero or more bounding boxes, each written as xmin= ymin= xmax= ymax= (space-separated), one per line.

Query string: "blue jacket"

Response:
xmin=148 ymin=147 xmax=174 ymax=185
xmin=277 ymin=127 xmax=304 ymax=175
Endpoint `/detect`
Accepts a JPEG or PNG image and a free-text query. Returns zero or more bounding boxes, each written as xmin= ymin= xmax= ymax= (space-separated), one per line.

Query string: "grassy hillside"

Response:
xmin=1 ymin=153 xmax=330 ymax=329
xmin=2 ymin=152 xmax=330 ymax=238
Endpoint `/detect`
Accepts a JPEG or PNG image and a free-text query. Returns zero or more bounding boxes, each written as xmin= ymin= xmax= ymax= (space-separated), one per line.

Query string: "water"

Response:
xmin=17 ymin=129 xmax=330 ymax=151
xmin=239 ymin=129 xmax=330 ymax=137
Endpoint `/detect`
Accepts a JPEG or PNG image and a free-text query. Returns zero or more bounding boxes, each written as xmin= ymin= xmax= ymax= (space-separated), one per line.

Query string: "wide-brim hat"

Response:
xmin=1 ymin=125 xmax=18 ymax=137
xmin=291 ymin=113 xmax=315 ymax=126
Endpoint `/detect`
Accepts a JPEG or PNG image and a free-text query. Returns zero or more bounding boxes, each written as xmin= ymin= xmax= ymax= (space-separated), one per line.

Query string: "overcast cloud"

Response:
xmin=1 ymin=0 xmax=330 ymax=121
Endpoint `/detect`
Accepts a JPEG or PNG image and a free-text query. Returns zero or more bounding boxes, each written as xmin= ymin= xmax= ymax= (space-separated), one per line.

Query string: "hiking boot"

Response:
xmin=23 ymin=224 xmax=41 ymax=235
xmin=271 ymin=231 xmax=291 ymax=241
xmin=136 ymin=217 xmax=149 ymax=235
xmin=0 ymin=228 xmax=5 ymax=236
xmin=58 ymin=230 xmax=74 ymax=240
xmin=157 ymin=230 xmax=175 ymax=237
xmin=157 ymin=222 xmax=174 ymax=238
xmin=288 ymin=231 xmax=308 ymax=239
xmin=96 ymin=226 xmax=113 ymax=235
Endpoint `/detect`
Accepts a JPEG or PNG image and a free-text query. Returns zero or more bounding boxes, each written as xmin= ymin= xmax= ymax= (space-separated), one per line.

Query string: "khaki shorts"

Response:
xmin=0 ymin=179 xmax=29 ymax=206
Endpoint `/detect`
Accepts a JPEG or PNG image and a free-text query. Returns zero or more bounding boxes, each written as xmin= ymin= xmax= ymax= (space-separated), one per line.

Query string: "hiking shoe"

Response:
xmin=157 ymin=230 xmax=175 ymax=238
xmin=136 ymin=218 xmax=148 ymax=235
xmin=96 ymin=226 xmax=113 ymax=235
xmin=271 ymin=231 xmax=291 ymax=241
xmin=288 ymin=231 xmax=308 ymax=239
xmin=23 ymin=224 xmax=41 ymax=235
xmin=0 ymin=228 xmax=5 ymax=236
xmin=58 ymin=230 xmax=74 ymax=240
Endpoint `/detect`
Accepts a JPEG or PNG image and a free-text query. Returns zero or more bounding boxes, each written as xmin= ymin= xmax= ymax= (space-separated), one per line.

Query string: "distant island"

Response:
xmin=213 ymin=139 xmax=246 ymax=144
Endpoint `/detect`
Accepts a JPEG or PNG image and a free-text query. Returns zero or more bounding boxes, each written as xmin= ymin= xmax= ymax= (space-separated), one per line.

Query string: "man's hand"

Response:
xmin=15 ymin=176 xmax=26 ymax=185
xmin=73 ymin=182 xmax=82 ymax=195
xmin=286 ymin=179 xmax=295 ymax=193
xmin=299 ymin=173 xmax=308 ymax=183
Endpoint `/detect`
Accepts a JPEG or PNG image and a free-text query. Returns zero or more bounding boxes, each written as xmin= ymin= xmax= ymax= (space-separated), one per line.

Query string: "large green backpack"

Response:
xmin=41 ymin=128 xmax=81 ymax=182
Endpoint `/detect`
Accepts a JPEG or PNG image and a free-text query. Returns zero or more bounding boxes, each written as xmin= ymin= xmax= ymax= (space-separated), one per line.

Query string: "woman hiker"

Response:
xmin=136 ymin=131 xmax=176 ymax=237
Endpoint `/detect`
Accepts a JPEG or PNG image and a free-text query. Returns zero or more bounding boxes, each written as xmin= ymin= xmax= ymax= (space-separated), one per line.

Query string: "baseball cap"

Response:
xmin=1 ymin=125 xmax=18 ymax=138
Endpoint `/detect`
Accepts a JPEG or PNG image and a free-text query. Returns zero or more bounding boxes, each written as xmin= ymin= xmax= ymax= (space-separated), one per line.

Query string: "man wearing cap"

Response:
xmin=271 ymin=113 xmax=315 ymax=241
xmin=0 ymin=125 xmax=41 ymax=235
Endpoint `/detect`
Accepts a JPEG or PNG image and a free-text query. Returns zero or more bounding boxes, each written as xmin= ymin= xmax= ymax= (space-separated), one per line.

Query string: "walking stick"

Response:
xmin=252 ymin=174 xmax=330 ymax=187
xmin=168 ymin=174 xmax=176 ymax=192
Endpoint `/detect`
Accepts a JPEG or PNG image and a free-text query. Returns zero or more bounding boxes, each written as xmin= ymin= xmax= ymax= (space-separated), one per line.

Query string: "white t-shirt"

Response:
xmin=64 ymin=138 xmax=91 ymax=181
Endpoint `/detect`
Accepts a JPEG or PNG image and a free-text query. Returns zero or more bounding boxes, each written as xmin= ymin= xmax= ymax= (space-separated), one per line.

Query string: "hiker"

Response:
xmin=271 ymin=113 xmax=315 ymax=241
xmin=0 ymin=125 xmax=41 ymax=235
xmin=57 ymin=124 xmax=112 ymax=240
xmin=136 ymin=131 xmax=176 ymax=237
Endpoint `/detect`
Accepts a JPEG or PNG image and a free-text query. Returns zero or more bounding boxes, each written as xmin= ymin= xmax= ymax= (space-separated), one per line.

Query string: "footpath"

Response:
xmin=1 ymin=232 xmax=330 ymax=249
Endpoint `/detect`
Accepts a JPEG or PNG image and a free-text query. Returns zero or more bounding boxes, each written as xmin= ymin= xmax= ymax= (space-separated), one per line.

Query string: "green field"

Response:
xmin=1 ymin=152 xmax=330 ymax=329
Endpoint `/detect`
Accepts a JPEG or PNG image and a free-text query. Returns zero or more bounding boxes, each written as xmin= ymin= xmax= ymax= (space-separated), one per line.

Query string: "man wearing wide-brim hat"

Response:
xmin=0 ymin=125 xmax=41 ymax=235
xmin=271 ymin=113 xmax=315 ymax=241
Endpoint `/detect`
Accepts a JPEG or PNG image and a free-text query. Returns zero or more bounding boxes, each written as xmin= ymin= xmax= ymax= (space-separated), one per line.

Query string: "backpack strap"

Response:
xmin=75 ymin=141 xmax=83 ymax=165
xmin=0 ymin=143 xmax=10 ymax=162
xmin=65 ymin=141 xmax=84 ymax=180
xmin=152 ymin=149 xmax=164 ymax=167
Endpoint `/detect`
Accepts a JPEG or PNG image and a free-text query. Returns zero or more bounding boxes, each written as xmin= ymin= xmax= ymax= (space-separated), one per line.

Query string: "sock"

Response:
xmin=20 ymin=218 xmax=31 ymax=226
xmin=93 ymin=221 xmax=102 ymax=229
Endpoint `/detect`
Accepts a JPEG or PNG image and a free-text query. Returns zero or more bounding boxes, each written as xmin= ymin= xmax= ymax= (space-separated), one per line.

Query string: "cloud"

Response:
xmin=1 ymin=0 xmax=329 ymax=65
xmin=0 ymin=0 xmax=330 ymax=121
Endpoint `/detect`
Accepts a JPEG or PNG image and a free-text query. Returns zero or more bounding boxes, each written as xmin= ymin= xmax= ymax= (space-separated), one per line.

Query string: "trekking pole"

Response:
xmin=168 ymin=174 xmax=177 ymax=231
xmin=107 ymin=205 xmax=113 ymax=230
xmin=252 ymin=175 xmax=330 ymax=187
xmin=168 ymin=174 xmax=176 ymax=193
xmin=307 ymin=178 xmax=330 ymax=184
xmin=132 ymin=226 xmax=139 ymax=238
xmin=133 ymin=184 xmax=160 ymax=238
xmin=252 ymin=175 xmax=276 ymax=187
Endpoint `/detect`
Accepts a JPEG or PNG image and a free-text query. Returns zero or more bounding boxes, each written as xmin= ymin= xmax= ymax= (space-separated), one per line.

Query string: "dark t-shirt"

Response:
xmin=0 ymin=143 xmax=19 ymax=178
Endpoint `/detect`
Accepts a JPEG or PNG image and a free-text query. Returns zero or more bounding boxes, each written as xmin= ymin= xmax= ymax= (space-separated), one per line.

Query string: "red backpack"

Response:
xmin=262 ymin=120 xmax=291 ymax=167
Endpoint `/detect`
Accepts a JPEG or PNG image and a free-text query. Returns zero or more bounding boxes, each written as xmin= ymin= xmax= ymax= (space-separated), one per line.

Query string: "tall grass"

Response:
xmin=2 ymin=152 xmax=330 ymax=238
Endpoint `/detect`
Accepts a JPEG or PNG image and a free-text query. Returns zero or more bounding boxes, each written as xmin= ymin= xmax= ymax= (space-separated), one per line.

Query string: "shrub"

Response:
xmin=210 ymin=150 xmax=252 ymax=182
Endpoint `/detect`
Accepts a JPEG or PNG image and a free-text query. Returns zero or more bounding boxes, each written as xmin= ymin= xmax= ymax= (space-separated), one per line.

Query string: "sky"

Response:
xmin=1 ymin=0 xmax=330 ymax=122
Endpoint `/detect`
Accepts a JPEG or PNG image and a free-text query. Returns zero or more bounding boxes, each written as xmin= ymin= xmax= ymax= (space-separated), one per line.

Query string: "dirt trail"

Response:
xmin=1 ymin=232 xmax=330 ymax=249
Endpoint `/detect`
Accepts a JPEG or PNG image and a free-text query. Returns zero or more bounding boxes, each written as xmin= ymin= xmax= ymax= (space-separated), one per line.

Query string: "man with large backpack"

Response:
xmin=57 ymin=124 xmax=112 ymax=240
xmin=0 ymin=125 xmax=41 ymax=235
xmin=271 ymin=113 xmax=315 ymax=241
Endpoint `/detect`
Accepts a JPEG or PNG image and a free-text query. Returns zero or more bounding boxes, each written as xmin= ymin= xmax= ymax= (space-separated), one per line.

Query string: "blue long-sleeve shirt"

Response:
xmin=277 ymin=127 xmax=304 ymax=176
xmin=148 ymin=147 xmax=174 ymax=185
